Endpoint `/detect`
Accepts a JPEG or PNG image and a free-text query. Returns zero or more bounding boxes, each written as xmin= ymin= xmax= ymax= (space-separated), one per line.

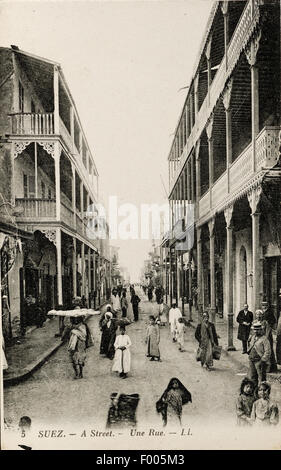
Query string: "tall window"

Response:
xmin=23 ymin=174 xmax=35 ymax=198
xmin=19 ymin=81 xmax=24 ymax=112
xmin=41 ymin=181 xmax=46 ymax=199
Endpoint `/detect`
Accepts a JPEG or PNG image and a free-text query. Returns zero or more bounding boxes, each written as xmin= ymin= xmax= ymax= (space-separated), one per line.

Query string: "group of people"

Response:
xmin=112 ymin=285 xmax=140 ymax=322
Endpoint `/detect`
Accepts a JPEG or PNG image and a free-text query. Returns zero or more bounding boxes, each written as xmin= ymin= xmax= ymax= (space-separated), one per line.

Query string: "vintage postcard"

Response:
xmin=0 ymin=0 xmax=281 ymax=452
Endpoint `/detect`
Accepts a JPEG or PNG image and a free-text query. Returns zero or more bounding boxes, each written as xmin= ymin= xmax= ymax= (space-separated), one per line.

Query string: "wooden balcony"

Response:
xmin=15 ymin=198 xmax=56 ymax=220
xmin=197 ymin=126 xmax=280 ymax=220
xmin=11 ymin=112 xmax=54 ymax=135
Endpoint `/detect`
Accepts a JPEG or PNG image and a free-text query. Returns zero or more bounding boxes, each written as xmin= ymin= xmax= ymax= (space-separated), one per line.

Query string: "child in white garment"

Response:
xmin=176 ymin=317 xmax=185 ymax=352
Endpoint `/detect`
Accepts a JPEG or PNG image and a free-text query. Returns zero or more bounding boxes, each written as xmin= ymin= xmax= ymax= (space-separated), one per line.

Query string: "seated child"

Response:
xmin=236 ymin=377 xmax=255 ymax=426
xmin=251 ymin=381 xmax=279 ymax=425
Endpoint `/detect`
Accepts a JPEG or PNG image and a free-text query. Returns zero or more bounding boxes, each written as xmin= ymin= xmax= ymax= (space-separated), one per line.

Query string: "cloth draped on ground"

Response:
xmin=195 ymin=322 xmax=218 ymax=367
xmin=100 ymin=318 xmax=117 ymax=359
xmin=112 ymin=334 xmax=132 ymax=374
xmin=146 ymin=324 xmax=160 ymax=358
xmin=156 ymin=378 xmax=192 ymax=427
xmin=251 ymin=398 xmax=279 ymax=425
xmin=106 ymin=394 xmax=140 ymax=428
xmin=68 ymin=324 xmax=87 ymax=366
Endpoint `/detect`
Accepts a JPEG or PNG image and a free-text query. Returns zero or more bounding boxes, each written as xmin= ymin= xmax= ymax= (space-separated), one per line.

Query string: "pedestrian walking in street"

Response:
xmin=247 ymin=321 xmax=271 ymax=387
xmin=67 ymin=316 xmax=88 ymax=379
xmin=131 ymin=291 xmax=140 ymax=322
xmin=156 ymin=378 xmax=192 ymax=428
xmin=236 ymin=304 xmax=253 ymax=354
xmin=99 ymin=308 xmax=118 ymax=359
xmin=146 ymin=315 xmax=161 ymax=361
xmin=112 ymin=326 xmax=132 ymax=379
xmin=159 ymin=301 xmax=167 ymax=326
xmin=236 ymin=377 xmax=256 ymax=426
xmin=168 ymin=301 xmax=182 ymax=342
xmin=176 ymin=317 xmax=185 ymax=352
xmin=121 ymin=291 xmax=128 ymax=318
xmin=250 ymin=381 xmax=279 ymax=426
xmin=195 ymin=312 xmax=218 ymax=371
xmin=112 ymin=291 xmax=121 ymax=315
xmin=255 ymin=309 xmax=277 ymax=372
xmin=147 ymin=286 xmax=154 ymax=302
xmin=155 ymin=286 xmax=164 ymax=304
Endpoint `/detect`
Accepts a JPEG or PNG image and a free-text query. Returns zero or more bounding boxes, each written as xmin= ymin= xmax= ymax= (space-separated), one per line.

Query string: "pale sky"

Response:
xmin=0 ymin=0 xmax=213 ymax=281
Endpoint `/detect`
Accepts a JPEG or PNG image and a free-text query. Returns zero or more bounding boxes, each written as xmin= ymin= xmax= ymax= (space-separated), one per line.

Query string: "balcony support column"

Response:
xmin=205 ymin=37 xmax=212 ymax=105
xmin=56 ymin=227 xmax=63 ymax=306
xmin=195 ymin=142 xmax=201 ymax=219
xmin=71 ymin=164 xmax=76 ymax=229
xmin=196 ymin=227 xmax=203 ymax=320
xmin=81 ymin=242 xmax=85 ymax=298
xmin=206 ymin=116 xmax=214 ymax=208
xmin=247 ymin=186 xmax=262 ymax=312
xmin=245 ymin=30 xmax=261 ymax=173
xmin=72 ymin=237 xmax=77 ymax=298
xmin=208 ymin=218 xmax=216 ymax=325
xmin=221 ymin=2 xmax=229 ymax=71
xmin=223 ymin=79 xmax=233 ymax=193
xmin=194 ymin=75 xmax=199 ymax=117
xmin=54 ymin=66 xmax=60 ymax=134
xmin=54 ymin=142 xmax=61 ymax=221
xmin=224 ymin=206 xmax=236 ymax=351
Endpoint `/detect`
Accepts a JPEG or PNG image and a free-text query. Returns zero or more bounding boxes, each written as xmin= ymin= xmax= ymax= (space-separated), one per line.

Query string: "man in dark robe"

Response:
xmin=236 ymin=304 xmax=253 ymax=354
xmin=131 ymin=292 xmax=140 ymax=322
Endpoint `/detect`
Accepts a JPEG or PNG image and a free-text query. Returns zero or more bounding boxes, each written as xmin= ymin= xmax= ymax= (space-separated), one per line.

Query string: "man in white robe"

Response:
xmin=169 ymin=300 xmax=182 ymax=342
xmin=112 ymin=292 xmax=121 ymax=314
xmin=112 ymin=327 xmax=132 ymax=378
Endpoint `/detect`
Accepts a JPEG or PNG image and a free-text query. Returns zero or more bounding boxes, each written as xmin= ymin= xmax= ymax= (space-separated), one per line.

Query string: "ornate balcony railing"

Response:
xmin=212 ymin=172 xmax=228 ymax=208
xmin=198 ymin=191 xmax=210 ymax=218
xmin=10 ymin=113 xmax=54 ymax=135
xmin=229 ymin=141 xmax=252 ymax=192
xmin=15 ymin=198 xmax=56 ymax=218
xmin=256 ymin=126 xmax=280 ymax=171
xmin=60 ymin=201 xmax=74 ymax=227
xmin=59 ymin=117 xmax=73 ymax=150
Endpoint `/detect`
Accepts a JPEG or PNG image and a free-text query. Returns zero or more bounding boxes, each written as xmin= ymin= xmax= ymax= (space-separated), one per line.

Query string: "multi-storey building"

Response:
xmin=0 ymin=46 xmax=111 ymax=338
xmin=162 ymin=1 xmax=280 ymax=346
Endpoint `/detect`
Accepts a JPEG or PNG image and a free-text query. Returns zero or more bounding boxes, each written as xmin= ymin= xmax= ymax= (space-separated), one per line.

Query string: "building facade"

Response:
xmin=162 ymin=0 xmax=281 ymax=345
xmin=0 ymin=46 xmax=111 ymax=339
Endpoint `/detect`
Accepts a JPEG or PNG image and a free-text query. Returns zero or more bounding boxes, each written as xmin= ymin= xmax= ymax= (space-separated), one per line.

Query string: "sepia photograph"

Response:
xmin=0 ymin=0 xmax=280 ymax=452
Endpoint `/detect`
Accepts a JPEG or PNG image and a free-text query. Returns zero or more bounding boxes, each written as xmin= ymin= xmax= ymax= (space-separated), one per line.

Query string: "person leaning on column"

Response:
xmin=247 ymin=321 xmax=271 ymax=387
xmin=237 ymin=304 xmax=253 ymax=354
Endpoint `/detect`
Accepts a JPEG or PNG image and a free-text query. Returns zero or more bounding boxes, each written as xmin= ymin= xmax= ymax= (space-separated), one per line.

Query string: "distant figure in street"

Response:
xmin=147 ymin=286 xmax=154 ymax=302
xmin=261 ymin=301 xmax=276 ymax=329
xmin=251 ymin=381 xmax=279 ymax=426
xmin=146 ymin=315 xmax=161 ymax=361
xmin=112 ymin=291 xmax=121 ymax=314
xmin=159 ymin=301 xmax=167 ymax=326
xmin=255 ymin=309 xmax=277 ymax=372
xmin=195 ymin=312 xmax=218 ymax=371
xmin=117 ymin=285 xmax=123 ymax=298
xmin=237 ymin=304 xmax=253 ymax=354
xmin=121 ymin=292 xmax=128 ymax=318
xmin=155 ymin=286 xmax=164 ymax=305
xmin=156 ymin=378 xmax=192 ymax=428
xmin=236 ymin=377 xmax=256 ymax=426
xmin=131 ymin=292 xmax=140 ymax=322
xmin=247 ymin=321 xmax=271 ymax=387
xmin=99 ymin=308 xmax=117 ymax=359
xmin=168 ymin=301 xmax=182 ymax=342
xmin=112 ymin=326 xmax=132 ymax=379
xmin=176 ymin=317 xmax=185 ymax=352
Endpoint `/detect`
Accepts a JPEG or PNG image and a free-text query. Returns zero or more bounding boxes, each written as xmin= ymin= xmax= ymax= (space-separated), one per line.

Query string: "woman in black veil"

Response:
xmin=156 ymin=378 xmax=192 ymax=427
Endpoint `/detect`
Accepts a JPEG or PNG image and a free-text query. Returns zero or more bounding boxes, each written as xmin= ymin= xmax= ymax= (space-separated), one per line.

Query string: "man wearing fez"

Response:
xmin=237 ymin=304 xmax=253 ymax=354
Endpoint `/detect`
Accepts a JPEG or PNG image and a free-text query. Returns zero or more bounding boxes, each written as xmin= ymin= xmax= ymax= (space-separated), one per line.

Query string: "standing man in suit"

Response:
xmin=237 ymin=304 xmax=253 ymax=354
